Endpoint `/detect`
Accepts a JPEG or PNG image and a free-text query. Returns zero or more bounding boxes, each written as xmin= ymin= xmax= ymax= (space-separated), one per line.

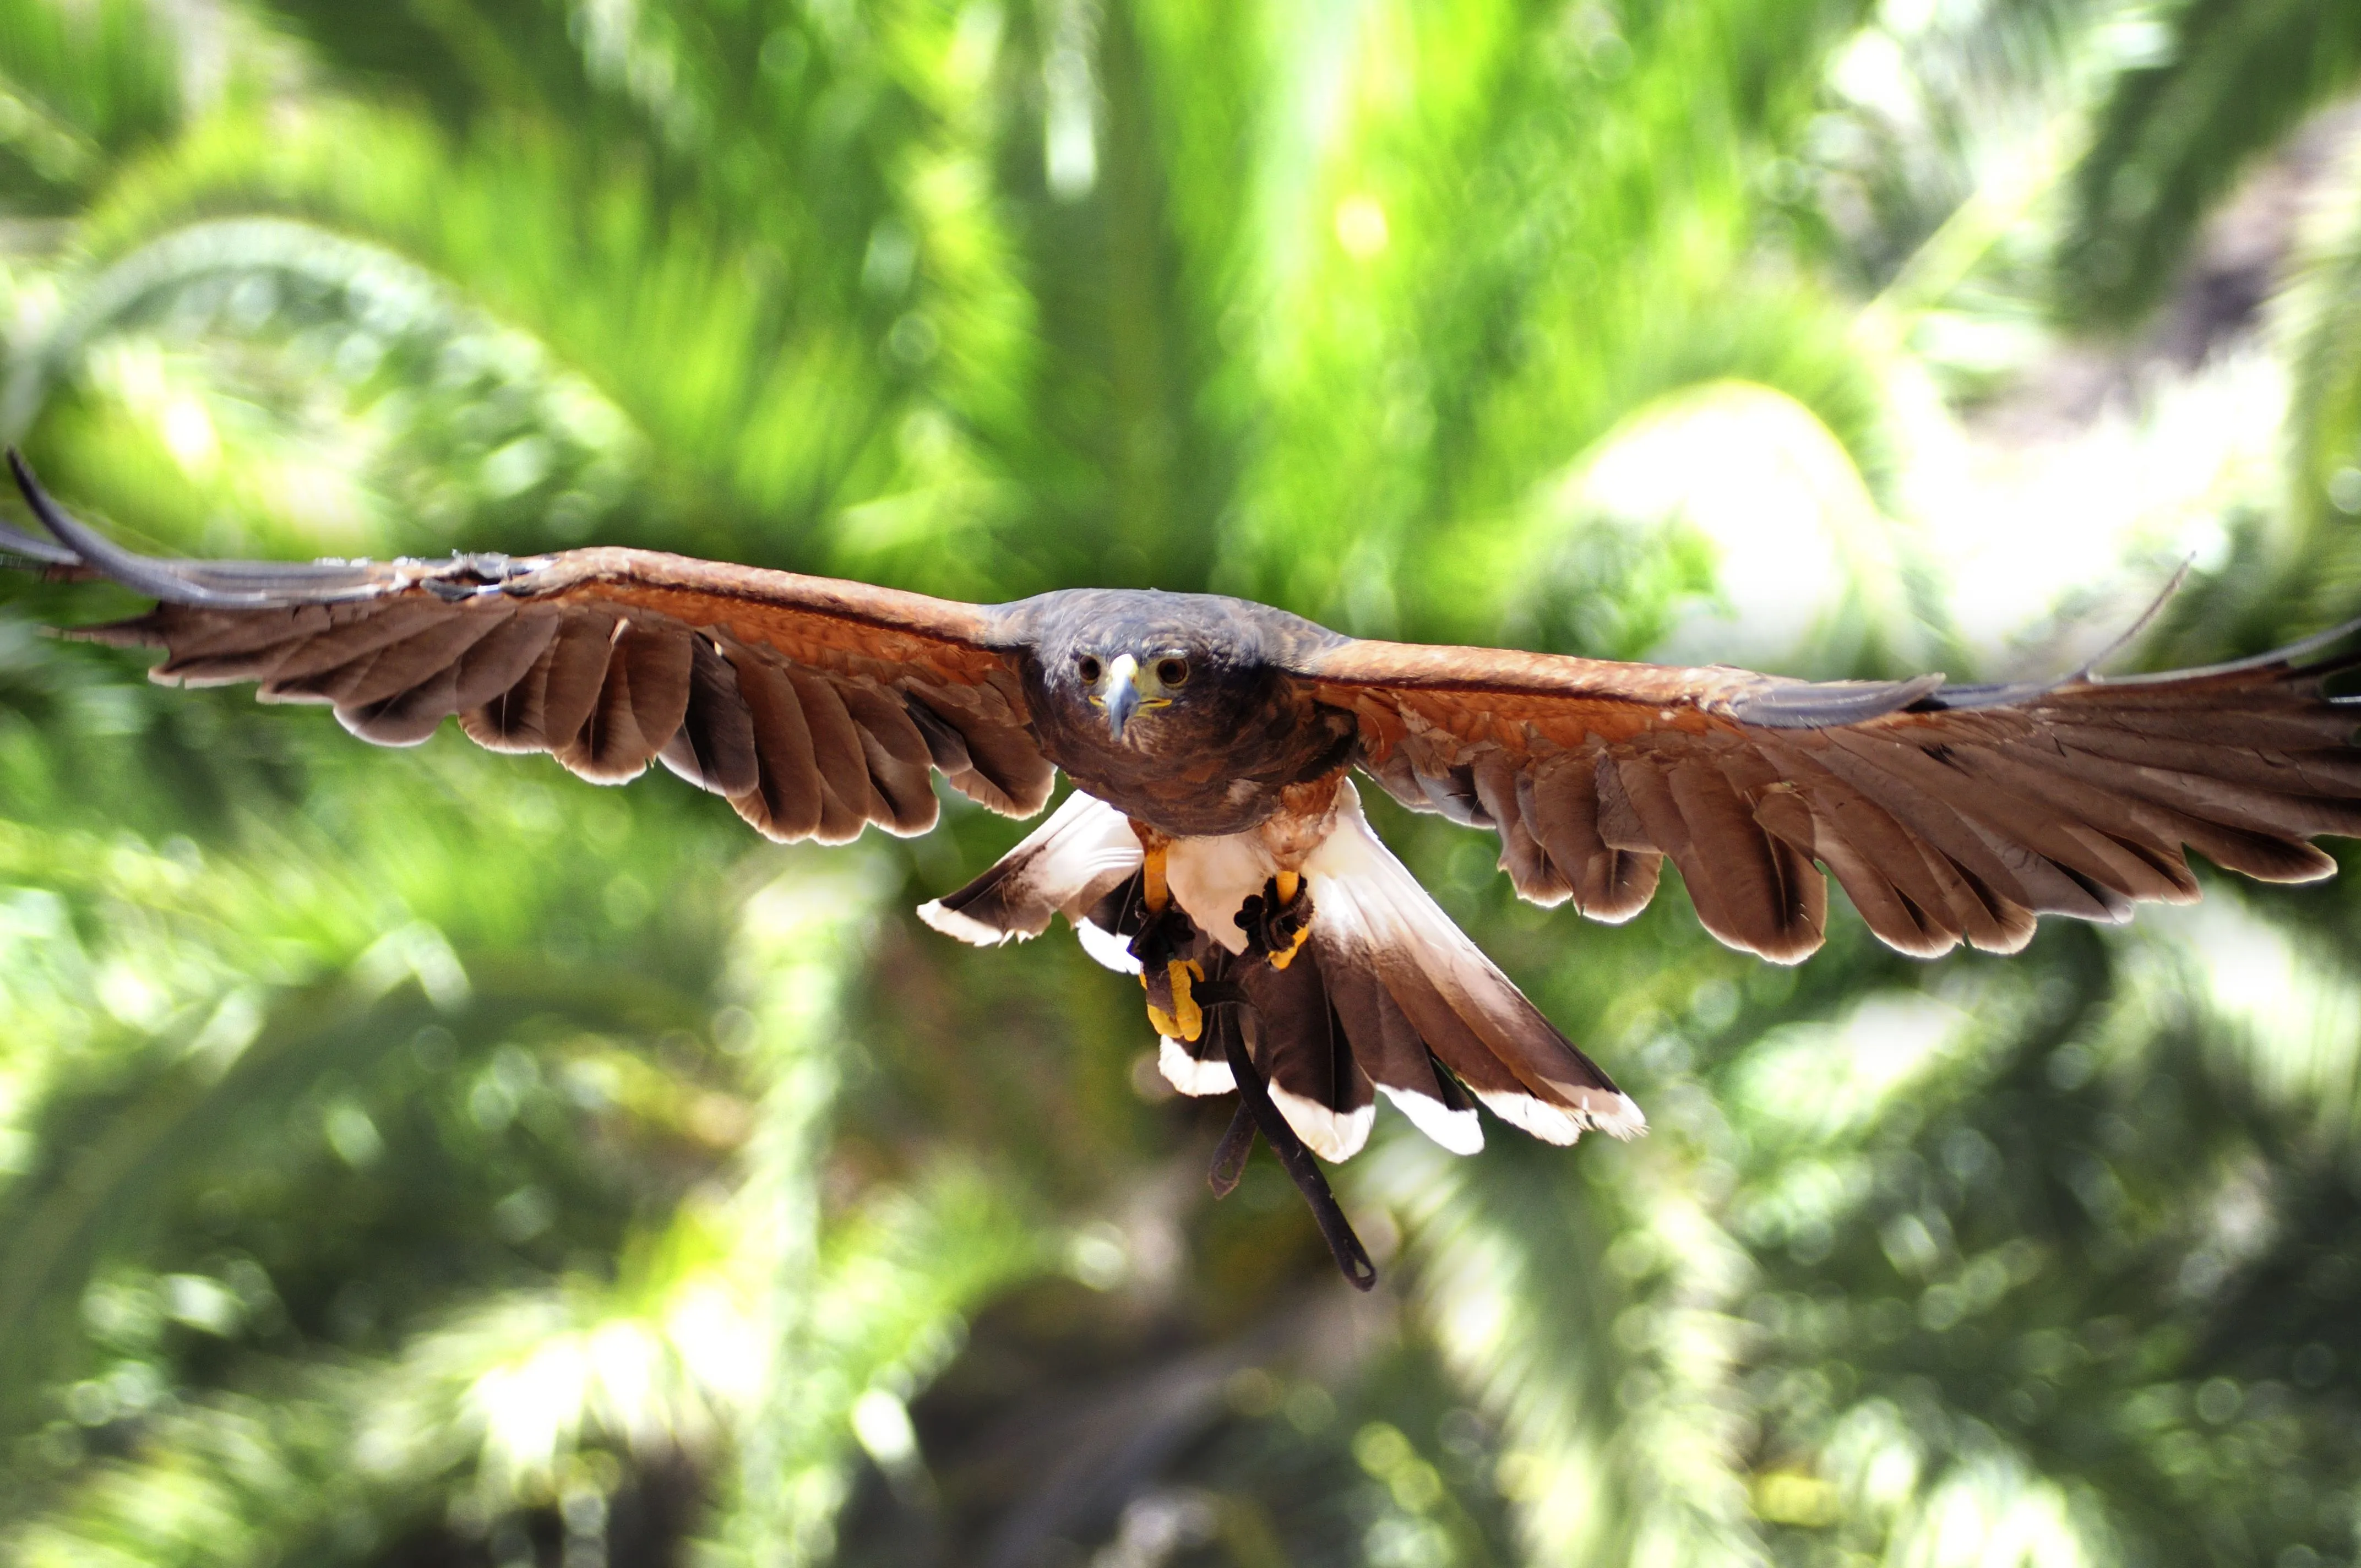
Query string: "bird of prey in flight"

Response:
xmin=8 ymin=451 xmax=2360 ymax=1287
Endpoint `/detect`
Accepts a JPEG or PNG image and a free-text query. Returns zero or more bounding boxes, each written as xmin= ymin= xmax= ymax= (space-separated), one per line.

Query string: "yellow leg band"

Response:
xmin=1143 ymin=843 xmax=1170 ymax=914
xmin=1266 ymin=871 xmax=1311 ymax=969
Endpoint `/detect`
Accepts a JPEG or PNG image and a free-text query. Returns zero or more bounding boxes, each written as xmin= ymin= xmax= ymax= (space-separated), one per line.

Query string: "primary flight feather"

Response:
xmin=9 ymin=453 xmax=2361 ymax=1282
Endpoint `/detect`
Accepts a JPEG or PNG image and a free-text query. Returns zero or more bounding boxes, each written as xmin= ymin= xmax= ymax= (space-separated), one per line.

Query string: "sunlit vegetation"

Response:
xmin=2 ymin=1 xmax=2361 ymax=1563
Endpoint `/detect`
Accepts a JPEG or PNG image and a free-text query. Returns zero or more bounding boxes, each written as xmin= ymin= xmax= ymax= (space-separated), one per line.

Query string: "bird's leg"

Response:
xmin=1141 ymin=836 xmax=1172 ymax=914
xmin=1129 ymin=839 xmax=1205 ymax=1042
xmin=1237 ymin=873 xmax=1314 ymax=970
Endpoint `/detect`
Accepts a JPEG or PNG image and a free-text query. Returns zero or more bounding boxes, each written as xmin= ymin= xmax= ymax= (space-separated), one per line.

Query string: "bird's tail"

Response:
xmin=919 ymin=781 xmax=1645 ymax=1161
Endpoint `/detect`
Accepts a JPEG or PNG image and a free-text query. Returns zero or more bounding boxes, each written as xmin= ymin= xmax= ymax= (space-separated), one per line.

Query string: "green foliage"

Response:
xmin=2284 ymin=159 xmax=2361 ymax=613
xmin=2055 ymin=0 xmax=2361 ymax=329
xmin=0 ymin=1 xmax=2358 ymax=1564
xmin=0 ymin=0 xmax=182 ymax=212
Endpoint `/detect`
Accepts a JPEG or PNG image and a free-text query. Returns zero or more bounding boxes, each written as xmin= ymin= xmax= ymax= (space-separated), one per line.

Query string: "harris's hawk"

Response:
xmin=8 ymin=453 xmax=2360 ymax=1286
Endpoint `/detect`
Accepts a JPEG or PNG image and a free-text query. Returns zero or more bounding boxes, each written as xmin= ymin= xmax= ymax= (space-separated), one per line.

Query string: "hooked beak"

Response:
xmin=1100 ymin=653 xmax=1143 ymax=742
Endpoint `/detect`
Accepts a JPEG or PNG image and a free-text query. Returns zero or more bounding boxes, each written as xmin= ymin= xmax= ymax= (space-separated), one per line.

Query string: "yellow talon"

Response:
xmin=1169 ymin=960 xmax=1203 ymax=1039
xmin=1268 ymin=920 xmax=1312 ymax=971
xmin=1141 ymin=957 xmax=1204 ymax=1040
xmin=1275 ymin=869 xmax=1301 ymax=904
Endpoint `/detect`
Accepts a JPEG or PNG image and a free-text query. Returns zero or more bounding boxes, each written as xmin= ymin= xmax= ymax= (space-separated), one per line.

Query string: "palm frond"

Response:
xmin=2055 ymin=0 xmax=2361 ymax=329
xmin=2280 ymin=141 xmax=2361 ymax=612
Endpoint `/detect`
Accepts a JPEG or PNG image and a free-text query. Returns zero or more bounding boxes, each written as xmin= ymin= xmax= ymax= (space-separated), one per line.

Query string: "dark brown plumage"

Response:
xmin=10 ymin=451 xmax=2361 ymax=1285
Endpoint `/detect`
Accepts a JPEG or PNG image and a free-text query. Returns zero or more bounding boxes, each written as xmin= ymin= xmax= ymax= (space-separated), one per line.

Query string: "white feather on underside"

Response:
xmin=1267 ymin=1085 xmax=1375 ymax=1161
xmin=1074 ymin=917 xmax=1143 ymax=974
xmin=1159 ymin=1035 xmax=1234 ymax=1095
xmin=915 ymin=788 xmax=1141 ymax=946
xmin=917 ymin=777 xmax=1642 ymax=1154
xmin=912 ymin=897 xmax=1026 ymax=947
xmin=1375 ymin=1083 xmax=1483 ymax=1155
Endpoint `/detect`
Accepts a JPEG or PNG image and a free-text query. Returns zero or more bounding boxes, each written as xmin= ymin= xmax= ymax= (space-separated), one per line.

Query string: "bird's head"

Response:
xmin=1079 ymin=646 xmax=1194 ymax=743
xmin=1020 ymin=589 xmax=1309 ymax=760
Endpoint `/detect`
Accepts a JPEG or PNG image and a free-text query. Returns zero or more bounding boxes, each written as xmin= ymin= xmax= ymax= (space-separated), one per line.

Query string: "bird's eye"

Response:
xmin=1157 ymin=656 xmax=1190 ymax=687
xmin=1076 ymin=654 xmax=1102 ymax=684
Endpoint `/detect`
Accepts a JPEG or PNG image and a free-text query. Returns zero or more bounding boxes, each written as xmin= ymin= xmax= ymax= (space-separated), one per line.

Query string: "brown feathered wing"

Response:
xmin=1297 ymin=626 xmax=2361 ymax=961
xmin=7 ymin=456 xmax=1053 ymax=839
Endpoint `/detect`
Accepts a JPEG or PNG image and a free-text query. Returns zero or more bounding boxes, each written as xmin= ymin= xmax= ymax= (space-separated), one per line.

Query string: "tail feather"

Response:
xmin=1303 ymin=780 xmax=1645 ymax=1145
xmin=913 ymin=776 xmax=1643 ymax=1160
xmin=1158 ymin=1032 xmax=1234 ymax=1095
xmin=1236 ymin=948 xmax=1377 ymax=1162
xmin=1304 ymin=941 xmax=1480 ymax=1155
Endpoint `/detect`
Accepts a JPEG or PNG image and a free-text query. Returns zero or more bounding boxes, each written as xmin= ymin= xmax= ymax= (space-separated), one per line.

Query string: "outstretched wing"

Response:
xmin=1294 ymin=625 xmax=2361 ymax=962
xmin=6 ymin=455 xmax=1054 ymax=840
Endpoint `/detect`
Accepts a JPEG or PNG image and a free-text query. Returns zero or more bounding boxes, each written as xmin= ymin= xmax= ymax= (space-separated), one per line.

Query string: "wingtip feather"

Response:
xmin=915 ymin=898 xmax=1027 ymax=947
xmin=1074 ymin=916 xmax=1143 ymax=973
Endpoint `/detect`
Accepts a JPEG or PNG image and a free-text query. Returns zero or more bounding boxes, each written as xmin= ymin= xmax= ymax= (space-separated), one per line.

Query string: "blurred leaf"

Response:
xmin=2055 ymin=0 xmax=2361 ymax=329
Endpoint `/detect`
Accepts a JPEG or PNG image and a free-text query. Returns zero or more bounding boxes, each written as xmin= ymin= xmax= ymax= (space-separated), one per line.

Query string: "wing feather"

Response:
xmin=558 ymin=620 xmax=694 ymax=783
xmin=725 ymin=644 xmax=827 ymax=843
xmin=340 ymin=664 xmax=464 ymax=746
xmin=800 ymin=667 xmax=884 ymax=841
xmin=254 ymin=601 xmax=456 ymax=690
xmin=1519 ymin=754 xmax=1662 ymax=921
xmin=338 ymin=614 xmax=516 ymax=710
xmin=657 ymin=634 xmax=763 ymax=797
xmin=450 ymin=612 xmax=562 ymax=711
xmin=12 ymin=459 xmax=1052 ymax=842
xmin=1745 ymin=740 xmax=1966 ymax=956
xmin=1471 ymin=754 xmax=1568 ymax=906
xmin=531 ymin=611 xmax=622 ymax=756
xmin=837 ymin=682 xmax=940 ymax=835
xmin=1816 ymin=732 xmax=2126 ymax=921
xmin=1667 ymin=749 xmax=1826 ymax=961
xmin=1299 ymin=616 xmax=2361 ymax=960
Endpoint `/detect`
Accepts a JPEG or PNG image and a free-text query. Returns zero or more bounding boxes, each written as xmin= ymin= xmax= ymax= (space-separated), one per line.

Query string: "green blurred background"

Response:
xmin=1 ymin=0 xmax=2360 ymax=1563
